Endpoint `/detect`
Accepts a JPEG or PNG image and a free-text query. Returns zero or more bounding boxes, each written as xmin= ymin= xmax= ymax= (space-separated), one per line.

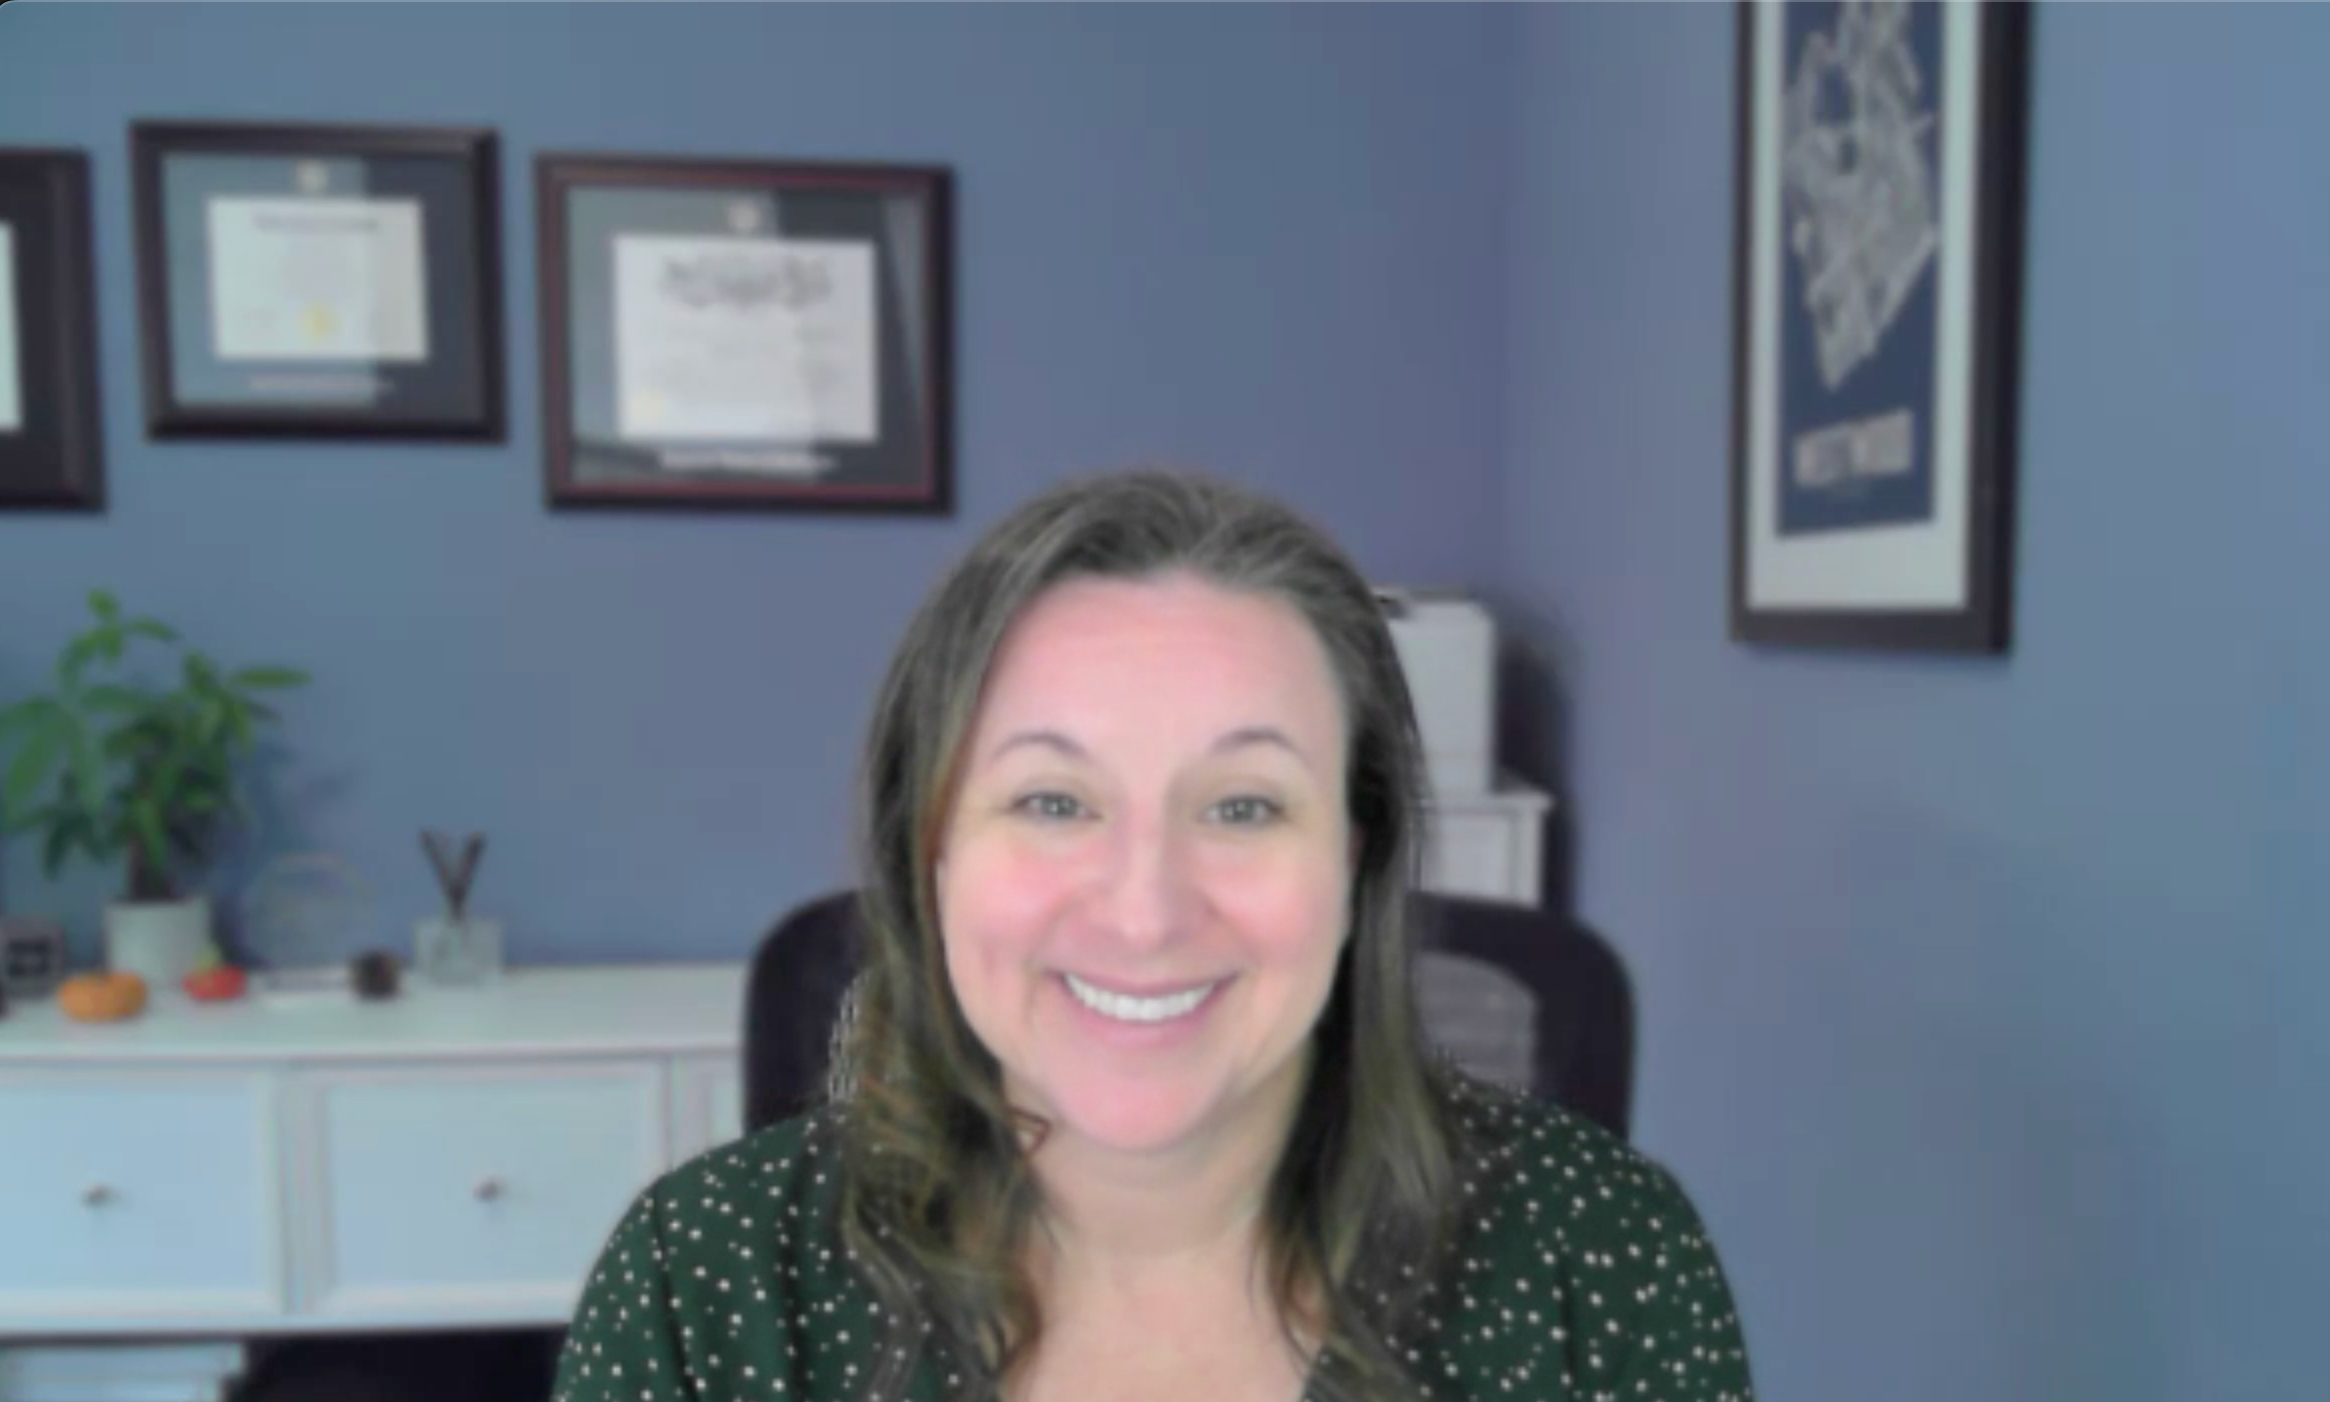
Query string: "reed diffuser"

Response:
xmin=415 ymin=829 xmax=502 ymax=984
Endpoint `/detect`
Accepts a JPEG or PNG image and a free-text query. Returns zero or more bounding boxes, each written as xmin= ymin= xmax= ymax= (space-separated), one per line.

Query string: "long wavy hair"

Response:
xmin=833 ymin=469 xmax=1464 ymax=1402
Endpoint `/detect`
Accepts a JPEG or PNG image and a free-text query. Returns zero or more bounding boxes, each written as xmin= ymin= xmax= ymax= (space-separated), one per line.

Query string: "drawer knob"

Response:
xmin=473 ymin=1176 xmax=505 ymax=1203
xmin=82 ymin=1184 xmax=116 ymax=1209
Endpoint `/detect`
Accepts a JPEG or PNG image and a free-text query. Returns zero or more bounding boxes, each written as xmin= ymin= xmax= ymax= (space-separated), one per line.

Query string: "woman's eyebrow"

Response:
xmin=983 ymin=729 xmax=1088 ymax=766
xmin=1211 ymin=725 xmax=1315 ymax=773
xmin=983 ymin=725 xmax=1314 ymax=773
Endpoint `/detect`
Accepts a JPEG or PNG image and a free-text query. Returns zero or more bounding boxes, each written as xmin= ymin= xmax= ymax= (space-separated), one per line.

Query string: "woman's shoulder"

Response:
xmin=1446 ymin=1077 xmax=1673 ymax=1203
xmin=1443 ymin=1077 xmax=1726 ymax=1268
xmin=557 ymin=1106 xmax=889 ymax=1402
xmin=608 ymin=1104 xmax=869 ymax=1307
xmin=657 ymin=1103 xmax=849 ymax=1204
xmin=1426 ymin=1079 xmax=1754 ymax=1396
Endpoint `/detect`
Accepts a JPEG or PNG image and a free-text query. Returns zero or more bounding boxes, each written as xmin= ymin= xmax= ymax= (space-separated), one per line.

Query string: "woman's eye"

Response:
xmin=1210 ymin=795 xmax=1284 ymax=827
xmin=1011 ymin=792 xmax=1088 ymax=822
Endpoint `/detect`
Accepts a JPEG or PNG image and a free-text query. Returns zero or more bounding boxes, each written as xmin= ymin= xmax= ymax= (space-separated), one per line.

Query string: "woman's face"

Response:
xmin=936 ymin=571 xmax=1353 ymax=1161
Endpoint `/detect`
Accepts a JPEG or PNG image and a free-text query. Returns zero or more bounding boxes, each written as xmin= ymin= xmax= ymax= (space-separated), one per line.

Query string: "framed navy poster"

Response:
xmin=1729 ymin=0 xmax=2030 ymax=652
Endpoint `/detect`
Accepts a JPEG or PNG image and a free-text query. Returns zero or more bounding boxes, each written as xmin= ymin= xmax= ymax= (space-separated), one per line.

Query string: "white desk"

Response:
xmin=0 ymin=965 xmax=749 ymax=1401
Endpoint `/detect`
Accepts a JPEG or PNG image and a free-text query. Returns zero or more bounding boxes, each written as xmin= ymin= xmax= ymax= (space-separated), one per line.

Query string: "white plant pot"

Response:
xmin=104 ymin=895 xmax=213 ymax=988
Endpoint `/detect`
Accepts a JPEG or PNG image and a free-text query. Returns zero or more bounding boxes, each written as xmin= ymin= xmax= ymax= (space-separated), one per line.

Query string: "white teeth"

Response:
xmin=1063 ymin=974 xmax=1216 ymax=1024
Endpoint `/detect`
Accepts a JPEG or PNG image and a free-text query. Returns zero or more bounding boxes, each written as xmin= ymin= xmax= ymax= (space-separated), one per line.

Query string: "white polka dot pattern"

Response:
xmin=553 ymin=1086 xmax=1752 ymax=1400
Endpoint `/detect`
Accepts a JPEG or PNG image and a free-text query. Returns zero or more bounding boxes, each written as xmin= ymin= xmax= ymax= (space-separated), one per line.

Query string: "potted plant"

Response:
xmin=0 ymin=590 xmax=307 ymax=986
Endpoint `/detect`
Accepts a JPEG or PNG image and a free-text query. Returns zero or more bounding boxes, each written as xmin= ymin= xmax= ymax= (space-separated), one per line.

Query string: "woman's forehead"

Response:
xmin=966 ymin=574 xmax=1345 ymax=750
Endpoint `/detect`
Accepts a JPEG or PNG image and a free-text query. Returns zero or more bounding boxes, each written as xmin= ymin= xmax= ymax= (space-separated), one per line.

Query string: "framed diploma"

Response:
xmin=1730 ymin=0 xmax=2029 ymax=652
xmin=132 ymin=120 xmax=504 ymax=439
xmin=537 ymin=153 xmax=953 ymax=513
xmin=0 ymin=149 xmax=104 ymax=510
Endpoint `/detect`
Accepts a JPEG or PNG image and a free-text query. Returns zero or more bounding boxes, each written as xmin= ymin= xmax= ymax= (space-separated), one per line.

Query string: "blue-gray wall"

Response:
xmin=1505 ymin=5 xmax=2329 ymax=1400
xmin=0 ymin=1 xmax=1513 ymax=963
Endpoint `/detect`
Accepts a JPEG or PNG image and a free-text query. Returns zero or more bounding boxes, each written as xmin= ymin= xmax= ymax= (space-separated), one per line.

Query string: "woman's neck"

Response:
xmin=1023 ymin=1055 xmax=1307 ymax=1280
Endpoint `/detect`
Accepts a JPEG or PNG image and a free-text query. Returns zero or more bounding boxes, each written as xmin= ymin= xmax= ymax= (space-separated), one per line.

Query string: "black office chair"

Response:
xmin=1409 ymin=891 xmax=1635 ymax=1138
xmin=743 ymin=889 xmax=1635 ymax=1140
xmin=742 ymin=888 xmax=864 ymax=1131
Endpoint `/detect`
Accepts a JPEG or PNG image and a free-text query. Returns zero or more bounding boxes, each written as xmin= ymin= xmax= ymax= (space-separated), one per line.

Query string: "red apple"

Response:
xmin=183 ymin=964 xmax=247 ymax=1002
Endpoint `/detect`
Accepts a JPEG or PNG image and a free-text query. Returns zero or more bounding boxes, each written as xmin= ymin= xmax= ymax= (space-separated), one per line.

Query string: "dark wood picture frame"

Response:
xmin=1728 ymin=1 xmax=2030 ymax=652
xmin=537 ymin=153 xmax=953 ymax=514
xmin=0 ymin=148 xmax=105 ymax=510
xmin=132 ymin=120 xmax=504 ymax=440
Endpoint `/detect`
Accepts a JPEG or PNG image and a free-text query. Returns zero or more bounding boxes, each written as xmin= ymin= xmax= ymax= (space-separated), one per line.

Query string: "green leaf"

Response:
xmin=144 ymin=749 xmax=178 ymax=780
xmin=129 ymin=798 xmax=170 ymax=880
xmin=2 ymin=715 xmax=65 ymax=818
xmin=1 ymin=801 xmax=62 ymax=837
xmin=80 ymin=684 xmax=148 ymax=717
xmin=89 ymin=589 xmax=119 ymax=622
xmin=125 ymin=618 xmax=180 ymax=644
xmin=41 ymin=818 xmax=77 ymax=877
xmin=68 ymin=719 xmax=107 ymax=822
xmin=208 ymin=698 xmax=251 ymax=758
xmin=229 ymin=667 xmax=308 ymax=691
xmin=0 ymin=695 xmax=61 ymax=744
xmin=57 ymin=632 xmax=106 ymax=689
xmin=155 ymin=774 xmax=193 ymax=814
xmin=40 ymin=806 xmax=109 ymax=876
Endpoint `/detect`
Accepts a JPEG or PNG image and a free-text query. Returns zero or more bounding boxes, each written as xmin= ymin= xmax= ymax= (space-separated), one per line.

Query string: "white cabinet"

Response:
xmin=1420 ymin=777 xmax=1554 ymax=907
xmin=285 ymin=1062 xmax=667 ymax=1323
xmin=0 ymin=964 xmax=742 ymax=1346
xmin=0 ymin=1070 xmax=284 ymax=1324
xmin=667 ymin=1052 xmax=745 ymax=1164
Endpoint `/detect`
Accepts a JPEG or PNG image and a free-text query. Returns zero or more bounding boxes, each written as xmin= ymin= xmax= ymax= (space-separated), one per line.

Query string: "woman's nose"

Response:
xmin=1091 ymin=819 xmax=1193 ymax=949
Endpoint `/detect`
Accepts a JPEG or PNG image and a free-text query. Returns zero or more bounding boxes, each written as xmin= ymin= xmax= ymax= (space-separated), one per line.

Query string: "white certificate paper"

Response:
xmin=206 ymin=196 xmax=430 ymax=362
xmin=614 ymin=235 xmax=877 ymax=445
xmin=0 ymin=222 xmax=22 ymax=433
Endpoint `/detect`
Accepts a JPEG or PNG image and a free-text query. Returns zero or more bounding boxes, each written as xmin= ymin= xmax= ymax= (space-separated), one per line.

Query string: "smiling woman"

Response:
xmin=554 ymin=470 xmax=1754 ymax=1402
xmin=936 ymin=572 xmax=1355 ymax=1172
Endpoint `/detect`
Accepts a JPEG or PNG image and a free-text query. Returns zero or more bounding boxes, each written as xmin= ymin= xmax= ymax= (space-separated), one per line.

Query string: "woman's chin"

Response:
xmin=1039 ymin=1082 xmax=1217 ymax=1156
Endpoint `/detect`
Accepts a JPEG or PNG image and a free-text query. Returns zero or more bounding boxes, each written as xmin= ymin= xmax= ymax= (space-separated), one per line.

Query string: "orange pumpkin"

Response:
xmin=58 ymin=971 xmax=148 ymax=1023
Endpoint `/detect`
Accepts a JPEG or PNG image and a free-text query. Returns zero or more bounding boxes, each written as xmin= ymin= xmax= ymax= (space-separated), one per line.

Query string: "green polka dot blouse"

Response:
xmin=555 ymin=1088 xmax=1754 ymax=1401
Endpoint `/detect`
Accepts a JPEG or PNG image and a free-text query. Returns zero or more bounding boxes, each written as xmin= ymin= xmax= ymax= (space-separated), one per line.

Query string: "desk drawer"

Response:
xmin=0 ymin=1069 xmax=282 ymax=1324
xmin=287 ymin=1062 xmax=664 ymax=1322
